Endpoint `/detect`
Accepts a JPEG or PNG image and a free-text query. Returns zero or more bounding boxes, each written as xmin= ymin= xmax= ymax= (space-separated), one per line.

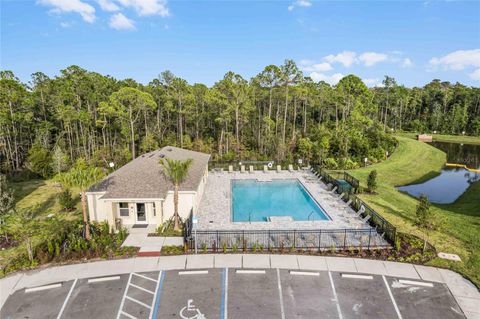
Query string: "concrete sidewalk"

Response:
xmin=1 ymin=254 xmax=478 ymax=318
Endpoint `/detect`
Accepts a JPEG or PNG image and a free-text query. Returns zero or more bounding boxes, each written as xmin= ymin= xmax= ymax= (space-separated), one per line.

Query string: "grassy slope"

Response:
xmin=347 ymin=137 xmax=480 ymax=286
xmin=397 ymin=132 xmax=480 ymax=145
xmin=0 ymin=180 xmax=81 ymax=267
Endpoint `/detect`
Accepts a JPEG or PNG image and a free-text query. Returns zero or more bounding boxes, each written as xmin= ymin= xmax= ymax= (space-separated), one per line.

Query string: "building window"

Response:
xmin=153 ymin=203 xmax=156 ymax=216
xmin=119 ymin=203 xmax=129 ymax=217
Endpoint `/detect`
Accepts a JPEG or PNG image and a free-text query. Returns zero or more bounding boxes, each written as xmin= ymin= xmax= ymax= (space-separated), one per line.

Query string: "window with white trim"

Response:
xmin=119 ymin=203 xmax=129 ymax=217
xmin=153 ymin=203 xmax=156 ymax=216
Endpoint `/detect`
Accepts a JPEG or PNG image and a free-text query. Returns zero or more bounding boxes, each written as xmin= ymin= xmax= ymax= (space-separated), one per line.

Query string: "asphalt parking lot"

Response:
xmin=1 ymin=269 xmax=465 ymax=319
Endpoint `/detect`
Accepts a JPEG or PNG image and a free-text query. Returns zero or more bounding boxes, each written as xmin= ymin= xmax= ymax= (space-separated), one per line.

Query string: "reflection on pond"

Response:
xmin=397 ymin=141 xmax=480 ymax=204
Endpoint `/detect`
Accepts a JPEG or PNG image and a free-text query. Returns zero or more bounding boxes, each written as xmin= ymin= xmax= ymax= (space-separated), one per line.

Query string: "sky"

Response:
xmin=1 ymin=0 xmax=479 ymax=87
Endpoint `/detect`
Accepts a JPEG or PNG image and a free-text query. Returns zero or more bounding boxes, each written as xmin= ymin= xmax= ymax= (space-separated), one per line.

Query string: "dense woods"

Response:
xmin=1 ymin=60 xmax=479 ymax=177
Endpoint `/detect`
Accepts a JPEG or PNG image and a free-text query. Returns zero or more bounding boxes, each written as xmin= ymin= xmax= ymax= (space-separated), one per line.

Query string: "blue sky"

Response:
xmin=1 ymin=0 xmax=479 ymax=87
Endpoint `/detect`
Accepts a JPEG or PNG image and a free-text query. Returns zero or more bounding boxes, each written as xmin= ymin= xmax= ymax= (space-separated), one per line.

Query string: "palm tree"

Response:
xmin=160 ymin=158 xmax=193 ymax=231
xmin=55 ymin=167 xmax=104 ymax=240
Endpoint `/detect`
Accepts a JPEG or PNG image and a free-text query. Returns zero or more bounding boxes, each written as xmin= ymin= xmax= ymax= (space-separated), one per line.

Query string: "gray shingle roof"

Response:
xmin=88 ymin=146 xmax=210 ymax=199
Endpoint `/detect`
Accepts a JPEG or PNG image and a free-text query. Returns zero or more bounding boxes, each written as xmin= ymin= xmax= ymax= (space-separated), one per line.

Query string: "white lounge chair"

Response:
xmin=249 ymin=165 xmax=254 ymax=173
xmin=240 ymin=165 xmax=246 ymax=173
xmin=276 ymin=165 xmax=281 ymax=173
xmin=228 ymin=165 xmax=233 ymax=173
xmin=288 ymin=164 xmax=294 ymax=172
xmin=263 ymin=165 xmax=268 ymax=173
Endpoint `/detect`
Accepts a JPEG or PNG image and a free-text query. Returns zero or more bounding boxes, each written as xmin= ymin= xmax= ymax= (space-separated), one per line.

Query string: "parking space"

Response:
xmin=279 ymin=270 xmax=338 ymax=318
xmin=385 ymin=277 xmax=465 ymax=319
xmin=118 ymin=272 xmax=161 ymax=319
xmin=0 ymin=269 xmax=468 ymax=319
xmin=153 ymin=269 xmax=223 ymax=319
xmin=332 ymin=273 xmax=398 ymax=319
xmin=0 ymin=280 xmax=75 ymax=319
xmin=62 ymin=274 xmax=129 ymax=319
xmin=228 ymin=269 xmax=281 ymax=319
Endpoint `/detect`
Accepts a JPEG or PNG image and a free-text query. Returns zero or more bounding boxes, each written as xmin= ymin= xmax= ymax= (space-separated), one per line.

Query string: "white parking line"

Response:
xmin=383 ymin=276 xmax=403 ymax=319
xmin=277 ymin=269 xmax=285 ymax=319
xmin=129 ymin=283 xmax=155 ymax=294
xmin=121 ymin=310 xmax=138 ymax=319
xmin=236 ymin=270 xmax=266 ymax=274
xmin=132 ymin=273 xmax=158 ymax=282
xmin=398 ymin=279 xmax=434 ymax=287
xmin=116 ymin=273 xmax=133 ymax=319
xmin=341 ymin=274 xmax=373 ymax=280
xmin=224 ymin=268 xmax=228 ymax=319
xmin=149 ymin=271 xmax=162 ymax=319
xmin=25 ymin=283 xmax=62 ymax=293
xmin=328 ymin=271 xmax=343 ymax=319
xmin=290 ymin=271 xmax=320 ymax=276
xmin=56 ymin=279 xmax=78 ymax=319
xmin=125 ymin=295 xmax=152 ymax=309
xmin=88 ymin=276 xmax=121 ymax=283
xmin=178 ymin=270 xmax=209 ymax=275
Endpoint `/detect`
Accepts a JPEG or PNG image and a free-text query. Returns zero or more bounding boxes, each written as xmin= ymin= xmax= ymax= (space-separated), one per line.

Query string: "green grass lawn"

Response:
xmin=0 ymin=180 xmax=82 ymax=270
xmin=347 ymin=137 xmax=480 ymax=287
xmin=397 ymin=132 xmax=480 ymax=145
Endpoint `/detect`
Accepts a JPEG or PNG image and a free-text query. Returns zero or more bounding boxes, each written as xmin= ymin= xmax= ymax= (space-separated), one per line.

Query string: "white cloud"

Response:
xmin=323 ymin=51 xmax=357 ymax=68
xmin=37 ymin=0 xmax=96 ymax=23
xmin=429 ymin=49 xmax=480 ymax=71
xmin=116 ymin=0 xmax=170 ymax=16
xmin=60 ymin=21 xmax=72 ymax=28
xmin=309 ymin=72 xmax=345 ymax=85
xmin=401 ymin=58 xmax=413 ymax=68
xmin=97 ymin=0 xmax=120 ymax=11
xmin=302 ymin=62 xmax=333 ymax=72
xmin=109 ymin=13 xmax=135 ymax=30
xmin=470 ymin=69 xmax=480 ymax=81
xmin=363 ymin=78 xmax=382 ymax=87
xmin=288 ymin=0 xmax=312 ymax=11
xmin=358 ymin=52 xmax=388 ymax=67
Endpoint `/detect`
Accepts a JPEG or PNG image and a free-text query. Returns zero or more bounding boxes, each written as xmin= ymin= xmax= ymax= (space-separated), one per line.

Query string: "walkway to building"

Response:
xmin=1 ymin=255 xmax=478 ymax=318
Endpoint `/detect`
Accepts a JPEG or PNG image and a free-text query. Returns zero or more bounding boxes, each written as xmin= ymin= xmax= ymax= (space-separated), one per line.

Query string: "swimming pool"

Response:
xmin=231 ymin=179 xmax=330 ymax=222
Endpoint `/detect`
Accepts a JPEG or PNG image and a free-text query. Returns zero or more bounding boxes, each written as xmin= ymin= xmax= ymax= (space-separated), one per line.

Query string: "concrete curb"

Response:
xmin=1 ymin=255 xmax=479 ymax=318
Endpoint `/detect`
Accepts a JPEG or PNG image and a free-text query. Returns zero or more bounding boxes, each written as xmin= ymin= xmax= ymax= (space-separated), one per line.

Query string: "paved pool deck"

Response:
xmin=197 ymin=170 xmax=369 ymax=231
xmin=1 ymin=255 xmax=478 ymax=318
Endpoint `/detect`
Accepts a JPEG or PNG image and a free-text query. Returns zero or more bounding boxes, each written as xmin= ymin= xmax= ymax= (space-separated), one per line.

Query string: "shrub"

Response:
xmin=367 ymin=170 xmax=378 ymax=193
xmin=58 ymin=188 xmax=75 ymax=211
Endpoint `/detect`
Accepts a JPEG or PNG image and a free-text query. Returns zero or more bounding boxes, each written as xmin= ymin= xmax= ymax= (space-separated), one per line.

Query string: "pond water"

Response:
xmin=397 ymin=141 xmax=480 ymax=204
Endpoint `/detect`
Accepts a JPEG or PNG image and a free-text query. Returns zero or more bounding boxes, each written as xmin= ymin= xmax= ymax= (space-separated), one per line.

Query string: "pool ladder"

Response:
xmin=308 ymin=211 xmax=315 ymax=222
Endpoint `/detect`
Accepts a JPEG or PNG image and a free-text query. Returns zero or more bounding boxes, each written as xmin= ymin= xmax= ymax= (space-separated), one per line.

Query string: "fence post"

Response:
xmin=368 ymin=228 xmax=372 ymax=250
xmin=268 ymin=230 xmax=271 ymax=251
xmin=318 ymin=230 xmax=322 ymax=252
xmin=343 ymin=229 xmax=347 ymax=250
xmin=242 ymin=230 xmax=245 ymax=250
xmin=293 ymin=230 xmax=296 ymax=248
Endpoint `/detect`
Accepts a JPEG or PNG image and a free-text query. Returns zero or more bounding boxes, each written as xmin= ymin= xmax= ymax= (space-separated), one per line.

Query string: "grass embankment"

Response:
xmin=397 ymin=132 xmax=480 ymax=145
xmin=0 ymin=180 xmax=81 ymax=269
xmin=348 ymin=137 xmax=480 ymax=287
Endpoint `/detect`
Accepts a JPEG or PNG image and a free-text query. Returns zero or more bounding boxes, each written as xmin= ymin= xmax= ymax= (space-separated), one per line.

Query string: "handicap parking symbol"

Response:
xmin=179 ymin=299 xmax=206 ymax=319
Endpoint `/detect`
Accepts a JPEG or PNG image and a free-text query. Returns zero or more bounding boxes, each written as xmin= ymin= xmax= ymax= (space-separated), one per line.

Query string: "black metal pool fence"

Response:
xmin=186 ymin=164 xmax=397 ymax=252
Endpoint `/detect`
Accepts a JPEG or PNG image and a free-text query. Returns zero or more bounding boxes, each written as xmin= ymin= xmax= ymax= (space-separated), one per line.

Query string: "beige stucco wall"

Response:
xmin=86 ymin=165 xmax=209 ymax=227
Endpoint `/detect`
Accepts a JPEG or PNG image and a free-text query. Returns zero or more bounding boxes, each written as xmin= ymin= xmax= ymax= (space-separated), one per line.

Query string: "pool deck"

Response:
xmin=196 ymin=169 xmax=370 ymax=231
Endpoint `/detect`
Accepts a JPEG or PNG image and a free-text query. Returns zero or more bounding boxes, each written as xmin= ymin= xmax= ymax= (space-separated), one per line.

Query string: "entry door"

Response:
xmin=136 ymin=203 xmax=147 ymax=223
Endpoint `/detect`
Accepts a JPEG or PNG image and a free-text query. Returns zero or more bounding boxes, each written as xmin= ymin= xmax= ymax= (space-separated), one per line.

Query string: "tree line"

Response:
xmin=1 ymin=60 xmax=479 ymax=177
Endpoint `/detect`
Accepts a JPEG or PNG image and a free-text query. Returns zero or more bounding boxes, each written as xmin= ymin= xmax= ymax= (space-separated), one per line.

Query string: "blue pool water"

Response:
xmin=231 ymin=179 xmax=329 ymax=222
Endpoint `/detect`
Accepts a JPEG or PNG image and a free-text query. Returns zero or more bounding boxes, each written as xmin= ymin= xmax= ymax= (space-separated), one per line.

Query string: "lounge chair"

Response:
xmin=288 ymin=164 xmax=294 ymax=172
xmin=331 ymin=186 xmax=338 ymax=193
xmin=240 ymin=165 xmax=246 ymax=173
xmin=276 ymin=165 xmax=281 ymax=173
xmin=249 ymin=165 xmax=254 ymax=173
xmin=338 ymin=192 xmax=345 ymax=199
xmin=345 ymin=199 xmax=353 ymax=207
xmin=361 ymin=214 xmax=371 ymax=223
xmin=228 ymin=165 xmax=233 ymax=173
xmin=263 ymin=165 xmax=268 ymax=173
